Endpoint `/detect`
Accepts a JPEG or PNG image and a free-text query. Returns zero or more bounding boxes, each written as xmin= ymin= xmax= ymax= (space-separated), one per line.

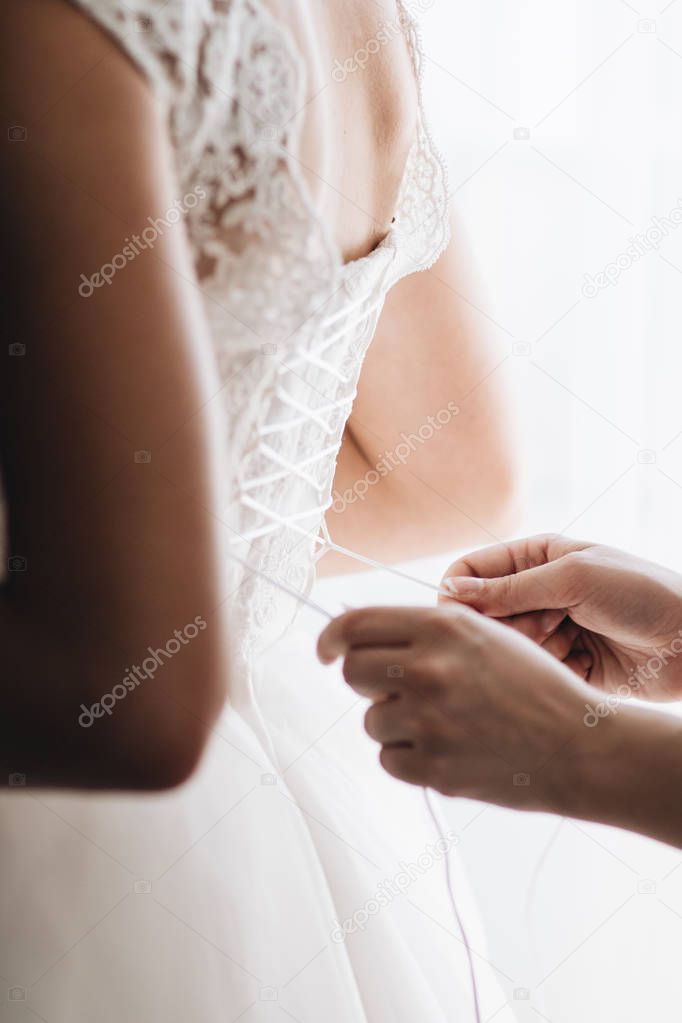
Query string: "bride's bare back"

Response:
xmin=278 ymin=0 xmax=419 ymax=262
xmin=255 ymin=1 xmax=519 ymax=569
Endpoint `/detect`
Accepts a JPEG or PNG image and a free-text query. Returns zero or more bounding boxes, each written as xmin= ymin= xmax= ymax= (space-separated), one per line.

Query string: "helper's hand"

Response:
xmin=317 ymin=604 xmax=605 ymax=809
xmin=441 ymin=535 xmax=682 ymax=701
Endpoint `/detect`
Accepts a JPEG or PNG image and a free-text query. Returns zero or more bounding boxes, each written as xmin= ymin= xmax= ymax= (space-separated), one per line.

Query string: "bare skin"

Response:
xmin=0 ymin=0 xmax=231 ymax=789
xmin=0 ymin=0 xmax=516 ymax=786
xmin=275 ymin=0 xmax=520 ymax=570
xmin=318 ymin=536 xmax=682 ymax=850
xmin=326 ymin=234 xmax=519 ymax=569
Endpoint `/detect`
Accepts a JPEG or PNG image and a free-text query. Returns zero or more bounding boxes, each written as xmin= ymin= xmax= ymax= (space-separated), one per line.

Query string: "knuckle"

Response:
xmin=541 ymin=532 xmax=563 ymax=548
xmin=411 ymin=698 xmax=441 ymax=739
xmin=429 ymin=609 xmax=463 ymax=645
xmin=563 ymin=550 xmax=593 ymax=594
xmin=500 ymin=572 xmax=517 ymax=607
xmin=414 ymin=653 xmax=447 ymax=689
xmin=527 ymin=532 xmax=560 ymax=556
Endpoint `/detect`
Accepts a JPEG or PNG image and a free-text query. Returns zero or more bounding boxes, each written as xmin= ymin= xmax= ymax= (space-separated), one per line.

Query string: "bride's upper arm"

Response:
xmin=0 ymin=0 xmax=231 ymax=788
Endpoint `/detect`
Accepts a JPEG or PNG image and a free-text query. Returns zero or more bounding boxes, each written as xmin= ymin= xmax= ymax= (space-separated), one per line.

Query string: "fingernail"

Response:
xmin=443 ymin=577 xmax=484 ymax=599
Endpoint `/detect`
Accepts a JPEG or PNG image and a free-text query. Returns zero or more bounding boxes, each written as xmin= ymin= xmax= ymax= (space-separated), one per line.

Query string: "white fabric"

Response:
xmin=0 ymin=2 xmax=516 ymax=1020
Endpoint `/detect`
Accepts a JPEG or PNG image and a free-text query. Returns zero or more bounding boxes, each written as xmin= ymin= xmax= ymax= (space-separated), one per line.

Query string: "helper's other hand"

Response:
xmin=440 ymin=535 xmax=682 ymax=701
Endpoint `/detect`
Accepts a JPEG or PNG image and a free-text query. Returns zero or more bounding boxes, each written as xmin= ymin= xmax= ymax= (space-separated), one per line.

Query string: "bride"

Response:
xmin=0 ymin=0 xmax=518 ymax=1019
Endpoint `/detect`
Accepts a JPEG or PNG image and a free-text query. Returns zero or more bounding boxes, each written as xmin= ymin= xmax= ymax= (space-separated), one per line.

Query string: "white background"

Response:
xmin=323 ymin=2 xmax=682 ymax=1019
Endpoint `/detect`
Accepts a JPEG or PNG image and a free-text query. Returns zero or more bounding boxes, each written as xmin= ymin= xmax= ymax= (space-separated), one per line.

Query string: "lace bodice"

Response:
xmin=69 ymin=0 xmax=450 ymax=659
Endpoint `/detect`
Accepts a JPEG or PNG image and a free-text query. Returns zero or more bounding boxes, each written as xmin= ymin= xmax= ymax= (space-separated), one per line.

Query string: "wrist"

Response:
xmin=558 ymin=704 xmax=634 ymax=823
xmin=557 ymin=700 xmax=682 ymax=847
xmin=533 ymin=673 xmax=615 ymax=818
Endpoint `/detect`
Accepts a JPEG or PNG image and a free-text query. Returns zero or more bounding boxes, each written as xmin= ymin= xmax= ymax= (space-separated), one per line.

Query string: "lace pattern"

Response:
xmin=67 ymin=0 xmax=451 ymax=660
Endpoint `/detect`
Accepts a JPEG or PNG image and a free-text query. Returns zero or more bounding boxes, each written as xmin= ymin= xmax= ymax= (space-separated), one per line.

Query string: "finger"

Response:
xmin=343 ymin=648 xmax=413 ymax=697
xmin=542 ymin=619 xmax=580 ymax=661
xmin=498 ymin=609 xmax=566 ymax=644
xmin=441 ymin=557 xmax=578 ymax=619
xmin=439 ymin=534 xmax=588 ymax=593
xmin=365 ymin=700 xmax=414 ymax=746
xmin=318 ymin=607 xmax=423 ymax=664
xmin=439 ymin=535 xmax=591 ymax=618
xmin=379 ymin=747 xmax=440 ymax=788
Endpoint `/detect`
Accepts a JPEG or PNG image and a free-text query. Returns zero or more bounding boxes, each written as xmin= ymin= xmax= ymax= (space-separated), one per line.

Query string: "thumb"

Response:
xmin=442 ymin=559 xmax=571 ymax=617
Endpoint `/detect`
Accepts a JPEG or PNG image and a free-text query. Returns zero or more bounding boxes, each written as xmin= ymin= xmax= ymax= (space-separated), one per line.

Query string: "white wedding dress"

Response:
xmin=0 ymin=2 xmax=516 ymax=1020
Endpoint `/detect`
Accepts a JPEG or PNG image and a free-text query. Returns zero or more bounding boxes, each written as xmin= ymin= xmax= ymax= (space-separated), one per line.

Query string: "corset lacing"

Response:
xmin=229 ymin=284 xmax=389 ymax=561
